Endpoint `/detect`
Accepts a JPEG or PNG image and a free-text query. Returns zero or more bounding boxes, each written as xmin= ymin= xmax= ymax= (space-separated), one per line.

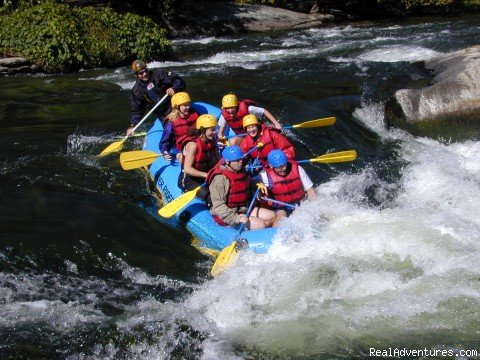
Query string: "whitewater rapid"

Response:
xmin=3 ymin=16 xmax=479 ymax=359
xmin=181 ymin=102 xmax=480 ymax=357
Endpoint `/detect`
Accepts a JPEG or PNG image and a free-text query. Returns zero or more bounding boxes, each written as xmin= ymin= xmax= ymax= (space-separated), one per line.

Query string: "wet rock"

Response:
xmin=385 ymin=45 xmax=480 ymax=128
xmin=0 ymin=56 xmax=39 ymax=75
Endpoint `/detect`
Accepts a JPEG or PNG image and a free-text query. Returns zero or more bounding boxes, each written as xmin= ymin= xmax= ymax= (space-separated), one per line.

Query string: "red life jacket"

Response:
xmin=207 ymin=165 xmax=250 ymax=208
xmin=172 ymin=110 xmax=198 ymax=151
xmin=220 ymin=99 xmax=256 ymax=134
xmin=266 ymin=161 xmax=305 ymax=204
xmin=192 ymin=137 xmax=219 ymax=172
xmin=240 ymin=124 xmax=276 ymax=164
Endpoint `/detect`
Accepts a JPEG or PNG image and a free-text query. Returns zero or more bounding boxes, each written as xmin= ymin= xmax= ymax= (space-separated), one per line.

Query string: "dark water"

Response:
xmin=1 ymin=15 xmax=480 ymax=359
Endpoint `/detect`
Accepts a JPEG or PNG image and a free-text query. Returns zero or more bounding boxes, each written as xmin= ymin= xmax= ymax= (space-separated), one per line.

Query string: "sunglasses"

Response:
xmin=136 ymin=68 xmax=148 ymax=76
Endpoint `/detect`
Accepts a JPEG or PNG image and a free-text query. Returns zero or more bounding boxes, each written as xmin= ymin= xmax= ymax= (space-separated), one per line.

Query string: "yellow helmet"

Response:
xmin=222 ymin=94 xmax=238 ymax=108
xmin=243 ymin=114 xmax=260 ymax=128
xmin=171 ymin=92 xmax=191 ymax=108
xmin=131 ymin=60 xmax=146 ymax=73
xmin=196 ymin=114 xmax=218 ymax=129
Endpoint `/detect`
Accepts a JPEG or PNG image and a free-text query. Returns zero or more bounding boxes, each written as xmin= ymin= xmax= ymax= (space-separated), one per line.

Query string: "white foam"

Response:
xmin=181 ymin=101 xmax=480 ymax=355
xmin=358 ymin=45 xmax=442 ymax=63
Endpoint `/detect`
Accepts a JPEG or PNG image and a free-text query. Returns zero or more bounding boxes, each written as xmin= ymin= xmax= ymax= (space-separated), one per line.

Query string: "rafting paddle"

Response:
xmin=119 ymin=150 xmax=163 ymax=170
xmin=249 ymin=150 xmax=358 ymax=170
xmin=260 ymin=196 xmax=297 ymax=210
xmin=228 ymin=116 xmax=336 ymax=139
xmin=98 ymin=94 xmax=169 ymax=156
xmin=158 ymin=183 xmax=206 ymax=218
xmin=283 ymin=116 xmax=336 ymax=129
xmin=298 ymin=150 xmax=357 ymax=164
xmin=210 ymin=188 xmax=260 ymax=276
xmin=157 ymin=144 xmax=264 ymax=218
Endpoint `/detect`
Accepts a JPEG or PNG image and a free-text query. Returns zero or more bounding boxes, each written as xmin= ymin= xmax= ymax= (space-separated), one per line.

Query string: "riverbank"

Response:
xmin=1 ymin=2 xmax=337 ymax=74
xmin=3 ymin=1 xmax=480 ymax=74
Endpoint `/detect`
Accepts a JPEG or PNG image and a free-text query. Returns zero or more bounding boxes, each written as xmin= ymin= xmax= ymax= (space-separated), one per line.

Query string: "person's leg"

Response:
xmin=248 ymin=207 xmax=278 ymax=229
xmin=257 ymin=207 xmax=278 ymax=227
xmin=247 ymin=215 xmax=267 ymax=230
xmin=272 ymin=209 xmax=288 ymax=227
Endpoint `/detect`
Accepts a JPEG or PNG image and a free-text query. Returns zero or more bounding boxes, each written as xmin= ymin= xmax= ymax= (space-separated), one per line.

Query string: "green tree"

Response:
xmin=0 ymin=1 xmax=171 ymax=71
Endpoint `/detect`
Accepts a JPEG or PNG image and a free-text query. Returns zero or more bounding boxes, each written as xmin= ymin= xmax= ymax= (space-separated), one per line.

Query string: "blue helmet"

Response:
xmin=267 ymin=149 xmax=288 ymax=168
xmin=222 ymin=146 xmax=244 ymax=162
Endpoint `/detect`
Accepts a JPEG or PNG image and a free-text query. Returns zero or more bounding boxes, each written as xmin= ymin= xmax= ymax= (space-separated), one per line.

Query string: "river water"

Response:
xmin=1 ymin=14 xmax=479 ymax=359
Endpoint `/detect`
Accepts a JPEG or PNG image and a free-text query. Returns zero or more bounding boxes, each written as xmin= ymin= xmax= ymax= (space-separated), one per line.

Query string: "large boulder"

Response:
xmin=169 ymin=2 xmax=334 ymax=37
xmin=0 ymin=56 xmax=39 ymax=74
xmin=385 ymin=45 xmax=480 ymax=132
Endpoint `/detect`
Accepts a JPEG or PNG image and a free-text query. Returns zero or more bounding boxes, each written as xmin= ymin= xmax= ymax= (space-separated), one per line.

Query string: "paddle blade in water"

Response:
xmin=311 ymin=150 xmax=357 ymax=164
xmin=120 ymin=150 xmax=162 ymax=170
xmin=158 ymin=186 xmax=201 ymax=218
xmin=210 ymin=241 xmax=238 ymax=276
xmin=99 ymin=140 xmax=124 ymax=156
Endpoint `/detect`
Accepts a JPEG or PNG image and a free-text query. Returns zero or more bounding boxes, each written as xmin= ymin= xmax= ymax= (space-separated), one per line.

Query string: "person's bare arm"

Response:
xmin=183 ymin=142 xmax=208 ymax=178
xmin=263 ymin=109 xmax=282 ymax=130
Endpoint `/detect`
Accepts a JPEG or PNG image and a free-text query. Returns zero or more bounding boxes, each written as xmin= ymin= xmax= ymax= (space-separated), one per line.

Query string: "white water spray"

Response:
xmin=183 ymin=102 xmax=480 ymax=357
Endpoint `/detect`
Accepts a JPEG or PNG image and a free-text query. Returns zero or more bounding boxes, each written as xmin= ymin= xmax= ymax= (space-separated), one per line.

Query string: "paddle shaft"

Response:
xmin=243 ymin=144 xmax=261 ymax=158
xmin=118 ymin=93 xmax=169 ymax=145
xmin=210 ymin=188 xmax=260 ymax=276
xmin=260 ymin=196 xmax=297 ymax=210
xmin=249 ymin=150 xmax=357 ymax=169
xmin=227 ymin=116 xmax=335 ymax=139
xmin=99 ymin=94 xmax=170 ymax=156
xmin=133 ymin=94 xmax=168 ymax=133
xmin=235 ymin=187 xmax=260 ymax=238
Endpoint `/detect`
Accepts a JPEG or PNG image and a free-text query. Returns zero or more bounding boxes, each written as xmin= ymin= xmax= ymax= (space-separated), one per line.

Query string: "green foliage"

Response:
xmin=233 ymin=0 xmax=470 ymax=14
xmin=0 ymin=1 xmax=170 ymax=71
xmin=463 ymin=0 xmax=480 ymax=7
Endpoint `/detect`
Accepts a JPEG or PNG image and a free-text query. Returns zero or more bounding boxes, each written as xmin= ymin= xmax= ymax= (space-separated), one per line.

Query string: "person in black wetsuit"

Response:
xmin=126 ymin=60 xmax=186 ymax=136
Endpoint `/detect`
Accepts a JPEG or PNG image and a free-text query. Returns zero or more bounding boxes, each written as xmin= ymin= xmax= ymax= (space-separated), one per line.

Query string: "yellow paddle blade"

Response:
xmin=99 ymin=139 xmax=125 ymax=156
xmin=210 ymin=241 xmax=238 ymax=276
xmin=311 ymin=150 xmax=357 ymax=164
xmin=120 ymin=150 xmax=162 ymax=170
xmin=158 ymin=186 xmax=201 ymax=218
xmin=292 ymin=116 xmax=336 ymax=129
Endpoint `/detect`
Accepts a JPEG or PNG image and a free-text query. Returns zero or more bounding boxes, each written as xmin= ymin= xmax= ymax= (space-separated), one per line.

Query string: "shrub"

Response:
xmin=0 ymin=1 xmax=170 ymax=71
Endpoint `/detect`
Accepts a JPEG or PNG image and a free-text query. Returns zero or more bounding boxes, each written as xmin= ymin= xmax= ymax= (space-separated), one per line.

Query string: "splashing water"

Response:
xmin=181 ymin=102 xmax=480 ymax=357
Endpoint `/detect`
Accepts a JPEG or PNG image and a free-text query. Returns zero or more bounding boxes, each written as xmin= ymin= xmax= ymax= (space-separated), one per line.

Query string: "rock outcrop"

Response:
xmin=385 ymin=45 xmax=480 ymax=128
xmin=169 ymin=2 xmax=334 ymax=37
xmin=0 ymin=56 xmax=39 ymax=74
xmin=220 ymin=2 xmax=333 ymax=32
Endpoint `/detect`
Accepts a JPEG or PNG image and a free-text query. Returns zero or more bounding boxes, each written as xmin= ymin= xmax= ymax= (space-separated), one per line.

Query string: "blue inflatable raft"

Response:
xmin=142 ymin=102 xmax=277 ymax=254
